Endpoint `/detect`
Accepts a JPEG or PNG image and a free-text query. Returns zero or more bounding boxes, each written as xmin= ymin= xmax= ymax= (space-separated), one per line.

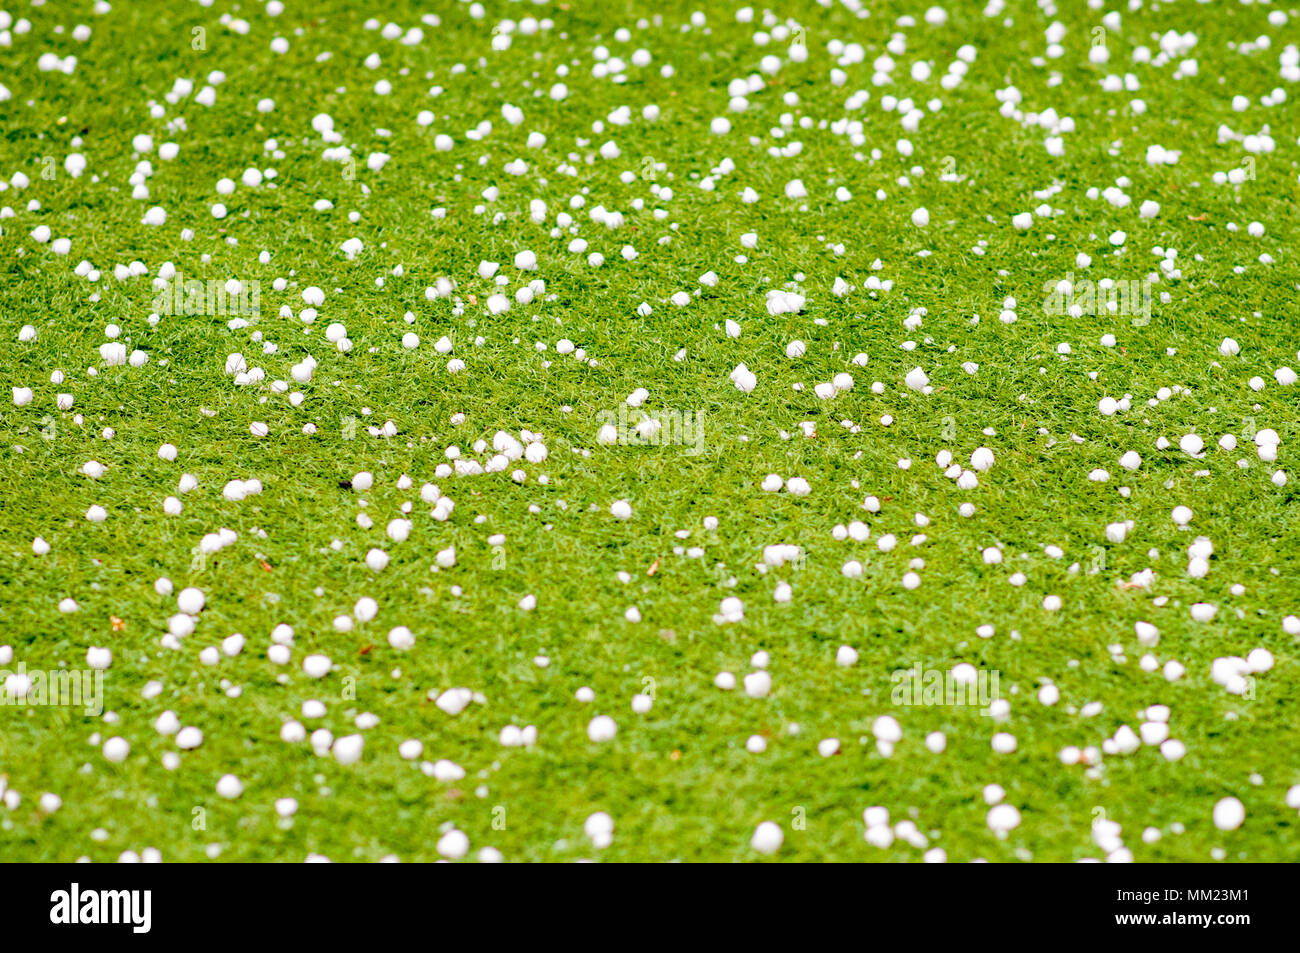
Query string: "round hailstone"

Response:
xmin=177 ymin=587 xmax=206 ymax=615
xmin=333 ymin=734 xmax=364 ymax=765
xmin=435 ymin=687 xmax=472 ymax=715
xmin=216 ymin=774 xmax=244 ymax=799
xmin=303 ymin=654 xmax=332 ymax=678
xmin=911 ymin=207 xmax=930 ymax=227
xmin=587 ymin=715 xmax=617 ymax=742
xmin=986 ymin=804 xmax=1021 ymax=833
xmin=102 ymin=737 xmax=130 ymax=763
xmin=437 ymin=829 xmax=470 ymax=859
xmin=751 ymin=821 xmax=784 ymax=854
xmin=904 ymin=366 xmax=929 ymax=391
xmin=1212 ymin=796 xmax=1245 ymax=831
xmin=743 ymin=671 xmax=772 ymax=698
xmin=1179 ymin=433 xmax=1204 ymax=455
xmin=176 ymin=726 xmax=203 ymax=749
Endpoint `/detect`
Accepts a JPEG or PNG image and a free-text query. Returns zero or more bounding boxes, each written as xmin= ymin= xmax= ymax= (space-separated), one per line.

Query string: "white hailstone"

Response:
xmin=86 ymin=505 xmax=108 ymax=522
xmin=751 ymin=821 xmax=784 ymax=854
xmin=1135 ymin=621 xmax=1159 ymax=647
xmin=436 ymin=829 xmax=470 ymax=860
xmin=785 ymin=477 xmax=811 ymax=496
xmin=872 ymin=715 xmax=902 ymax=743
xmin=366 ymin=549 xmax=390 ymax=572
xmin=1212 ymin=797 xmax=1245 ymax=831
xmin=610 ymin=499 xmax=633 ymax=519
xmin=1171 ymin=505 xmax=1193 ymax=526
xmin=818 ymin=738 xmax=840 ymax=757
xmin=587 ymin=715 xmax=618 ymax=742
xmin=970 ymin=447 xmax=994 ymax=471
xmin=102 ymin=737 xmax=130 ymax=763
xmin=333 ymin=734 xmax=364 ymax=765
xmin=177 ymin=587 xmax=206 ymax=615
xmin=1189 ymin=603 xmax=1217 ymax=622
xmin=731 ymin=363 xmax=757 ymax=392
xmin=743 ymin=671 xmax=772 ymax=698
xmin=435 ymin=688 xmax=472 ymax=715
xmin=836 ymin=645 xmax=859 ymax=667
xmin=175 ymin=726 xmax=203 ymax=749
xmin=631 ymin=693 xmax=652 ymax=713
xmin=1140 ymin=722 xmax=1169 ymax=746
xmin=911 ymin=207 xmax=930 ymax=227
xmin=1179 ymin=433 xmax=1204 ymax=455
xmin=386 ymin=518 xmax=412 ymax=543
xmin=1119 ymin=451 xmax=1141 ymax=471
xmin=388 ymin=626 xmax=414 ymax=650
xmin=302 ymin=654 xmax=332 ymax=678
xmin=1038 ymin=684 xmax=1060 ymax=705
xmin=991 ymin=732 xmax=1017 ymax=753
xmin=86 ymin=647 xmax=111 ymax=670
xmin=986 ymin=804 xmax=1021 ymax=834
xmin=1242 ymin=642 xmax=1274 ymax=670
xmin=352 ymin=597 xmax=379 ymax=623
xmin=584 ymin=812 xmax=615 ymax=848
xmin=904 ymin=367 xmax=929 ymax=391
xmin=714 ymin=672 xmax=736 ymax=690
xmin=785 ymin=339 xmax=806 ymax=359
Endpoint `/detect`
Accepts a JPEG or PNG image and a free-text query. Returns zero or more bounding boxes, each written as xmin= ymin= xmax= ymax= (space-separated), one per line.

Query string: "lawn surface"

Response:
xmin=0 ymin=0 xmax=1298 ymax=861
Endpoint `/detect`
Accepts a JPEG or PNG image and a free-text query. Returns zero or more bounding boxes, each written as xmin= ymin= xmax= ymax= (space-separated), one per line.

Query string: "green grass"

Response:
xmin=0 ymin=0 xmax=1298 ymax=861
